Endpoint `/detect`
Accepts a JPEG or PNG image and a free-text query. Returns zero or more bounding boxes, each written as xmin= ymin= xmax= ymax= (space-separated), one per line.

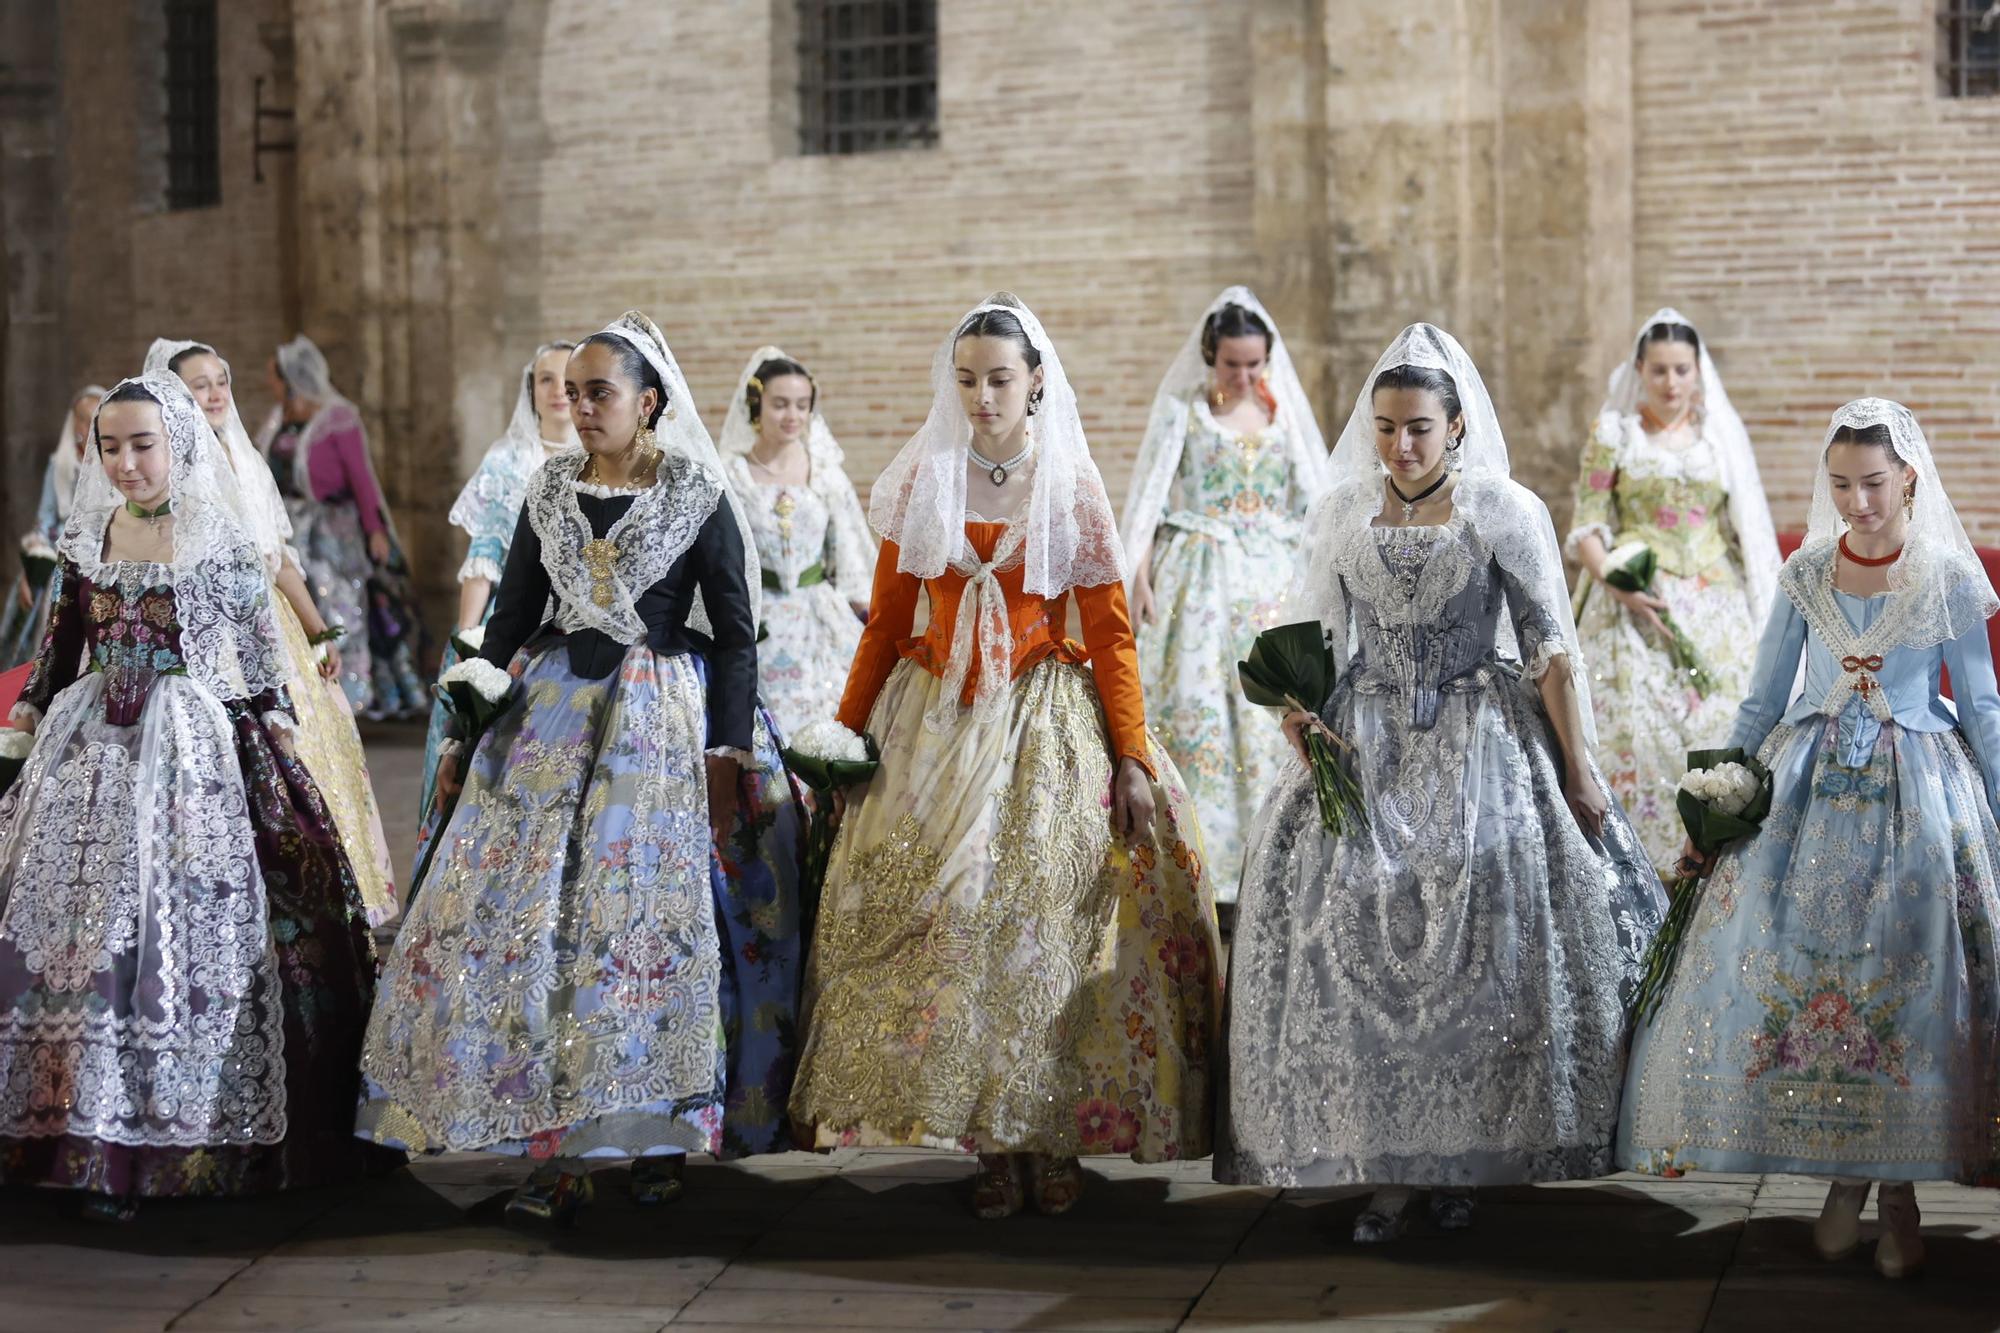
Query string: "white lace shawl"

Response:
xmin=61 ymin=374 xmax=288 ymax=701
xmin=715 ymin=345 xmax=875 ymax=603
xmin=1289 ymin=323 xmax=1597 ymax=745
xmin=525 ymin=451 xmax=725 ymax=644
xmin=1595 ymin=307 xmax=1781 ymax=623
xmin=1120 ymin=285 xmax=1331 ymax=585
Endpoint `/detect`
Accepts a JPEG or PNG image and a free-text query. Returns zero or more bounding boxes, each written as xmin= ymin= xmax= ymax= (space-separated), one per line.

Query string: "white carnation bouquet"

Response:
xmin=18 ymin=532 xmax=56 ymax=590
xmin=450 ymin=623 xmax=486 ymax=660
xmin=780 ymin=719 xmax=880 ymax=936
xmin=0 ymin=726 xmax=32 ymax=797
xmin=1631 ymin=747 xmax=1774 ymax=1024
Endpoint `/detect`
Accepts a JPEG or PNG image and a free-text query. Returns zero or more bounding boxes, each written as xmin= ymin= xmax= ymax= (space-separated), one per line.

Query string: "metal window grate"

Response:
xmin=1938 ymin=1 xmax=2000 ymax=98
xmin=797 ymin=0 xmax=938 ymax=155
xmin=164 ymin=0 xmax=220 ymax=208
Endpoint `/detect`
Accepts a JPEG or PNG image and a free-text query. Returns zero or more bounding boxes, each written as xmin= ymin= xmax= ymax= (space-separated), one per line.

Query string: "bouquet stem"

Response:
xmin=1657 ymin=612 xmax=1715 ymax=696
xmin=1632 ymin=875 xmax=1700 ymax=1025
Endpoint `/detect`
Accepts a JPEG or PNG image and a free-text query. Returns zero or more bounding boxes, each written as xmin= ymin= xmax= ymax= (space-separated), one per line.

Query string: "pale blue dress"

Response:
xmin=1619 ymin=542 xmax=2000 ymax=1183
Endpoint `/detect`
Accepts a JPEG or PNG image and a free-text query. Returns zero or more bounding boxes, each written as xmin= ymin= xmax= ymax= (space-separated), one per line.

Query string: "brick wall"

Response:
xmin=56 ymin=0 xmax=294 ymax=414
xmin=1629 ymin=0 xmax=2000 ymax=544
xmin=495 ymin=0 xmax=1260 ymax=515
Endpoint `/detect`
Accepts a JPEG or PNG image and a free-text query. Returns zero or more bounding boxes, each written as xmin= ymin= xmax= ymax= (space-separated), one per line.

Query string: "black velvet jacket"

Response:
xmin=466 ymin=482 xmax=758 ymax=753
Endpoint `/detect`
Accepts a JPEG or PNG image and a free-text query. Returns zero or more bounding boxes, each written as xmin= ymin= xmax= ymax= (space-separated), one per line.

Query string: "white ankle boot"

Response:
xmin=1874 ymin=1182 xmax=1925 ymax=1279
xmin=1813 ymin=1180 xmax=1870 ymax=1260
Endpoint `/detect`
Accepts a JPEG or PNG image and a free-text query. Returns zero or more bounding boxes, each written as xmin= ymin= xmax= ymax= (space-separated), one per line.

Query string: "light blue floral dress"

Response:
xmin=1619 ymin=541 xmax=2000 ymax=1183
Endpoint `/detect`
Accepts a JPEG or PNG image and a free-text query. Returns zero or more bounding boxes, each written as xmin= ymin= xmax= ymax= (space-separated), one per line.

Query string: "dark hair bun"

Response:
xmin=1200 ymin=302 xmax=1274 ymax=367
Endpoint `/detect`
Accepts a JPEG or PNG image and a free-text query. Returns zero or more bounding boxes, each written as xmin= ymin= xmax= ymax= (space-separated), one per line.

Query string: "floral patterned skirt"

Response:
xmin=274 ymin=594 xmax=398 ymax=925
xmin=0 ymin=675 xmax=388 ymax=1197
xmin=1575 ymin=567 xmax=1758 ymax=872
xmin=789 ymin=657 xmax=1221 ymax=1161
xmin=1137 ymin=517 xmax=1294 ymax=903
xmin=356 ymin=639 xmax=803 ymax=1161
xmin=1619 ymin=716 xmax=2000 ymax=1183
xmin=758 ymin=582 xmax=864 ymax=738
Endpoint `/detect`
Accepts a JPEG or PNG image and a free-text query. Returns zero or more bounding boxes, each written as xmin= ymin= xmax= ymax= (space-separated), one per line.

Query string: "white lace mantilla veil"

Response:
xmin=61 ymin=373 xmax=288 ymax=701
xmin=593 ymin=311 xmax=761 ymax=633
xmin=49 ymin=385 xmax=108 ymax=526
xmin=1600 ymin=307 xmax=1782 ymax=622
xmin=1284 ymin=321 xmax=1598 ymax=745
xmin=143 ymin=338 xmax=298 ymax=578
xmin=1783 ymin=396 xmax=1999 ymax=654
xmin=869 ymin=294 xmax=1126 ymax=728
xmin=716 ymin=345 xmax=876 ymax=603
xmin=448 ymin=342 xmax=581 ymax=571
xmin=1119 ymin=284 xmax=1332 ymax=582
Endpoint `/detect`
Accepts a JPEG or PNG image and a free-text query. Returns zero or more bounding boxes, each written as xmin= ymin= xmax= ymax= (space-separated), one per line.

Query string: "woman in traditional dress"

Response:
xmin=1123 ymin=288 xmax=1331 ymax=903
xmin=1566 ymin=310 xmax=1781 ymax=871
xmin=357 ymin=313 xmax=803 ymax=1224
xmin=717 ymin=346 xmax=873 ymax=735
xmin=149 ymin=338 xmax=400 ymax=925
xmin=258 ymin=334 xmax=425 ymax=718
xmin=0 ymin=386 xmax=105 ymax=667
xmin=1619 ymin=398 xmax=2000 ymax=1280
xmin=412 ymin=340 xmax=580 ymax=873
xmin=1216 ymin=323 xmax=1665 ymax=1242
xmin=0 ymin=375 xmax=389 ymax=1217
xmin=788 ymin=294 xmax=1221 ymax=1220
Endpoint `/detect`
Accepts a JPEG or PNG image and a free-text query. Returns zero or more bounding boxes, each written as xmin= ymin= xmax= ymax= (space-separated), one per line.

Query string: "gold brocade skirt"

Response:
xmin=274 ymin=596 xmax=398 ymax=924
xmin=789 ymin=657 xmax=1221 ymax=1160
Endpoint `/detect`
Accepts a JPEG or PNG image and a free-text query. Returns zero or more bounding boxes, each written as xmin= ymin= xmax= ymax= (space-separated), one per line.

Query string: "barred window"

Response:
xmin=1938 ymin=1 xmax=2000 ymax=97
xmin=797 ymin=1 xmax=938 ymax=155
xmin=164 ymin=0 xmax=221 ymax=208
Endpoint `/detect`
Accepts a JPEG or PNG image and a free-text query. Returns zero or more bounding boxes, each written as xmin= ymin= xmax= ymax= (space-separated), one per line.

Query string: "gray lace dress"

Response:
xmin=1216 ymin=512 xmax=1665 ymax=1187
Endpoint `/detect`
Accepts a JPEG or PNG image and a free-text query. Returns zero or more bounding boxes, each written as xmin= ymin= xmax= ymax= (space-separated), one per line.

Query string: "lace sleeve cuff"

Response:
xmin=8 ymin=702 xmax=41 ymax=729
xmin=1562 ymin=521 xmax=1614 ymax=564
xmin=705 ymin=745 xmax=755 ymax=766
xmin=457 ymin=554 xmax=505 ymax=585
xmin=262 ymin=709 xmax=297 ymax=738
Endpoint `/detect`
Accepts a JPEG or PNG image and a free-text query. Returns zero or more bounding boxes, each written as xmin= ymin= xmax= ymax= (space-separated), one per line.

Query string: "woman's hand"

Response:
xmin=318 ymin=642 xmax=342 ymax=680
xmin=435 ymin=752 xmax=461 ymax=810
xmin=1604 ymin=583 xmax=1671 ymax=642
xmin=1130 ymin=573 xmax=1156 ymax=626
xmin=1280 ymin=709 xmax=1315 ymax=765
xmin=13 ymin=577 xmax=30 ymax=612
xmin=1672 ymin=838 xmax=1713 ymax=884
xmin=706 ymin=753 xmax=742 ymax=848
xmin=1565 ymin=766 xmax=1608 ymax=840
xmin=367 ymin=529 xmax=392 ymax=566
xmin=1110 ymin=756 xmax=1155 ymax=845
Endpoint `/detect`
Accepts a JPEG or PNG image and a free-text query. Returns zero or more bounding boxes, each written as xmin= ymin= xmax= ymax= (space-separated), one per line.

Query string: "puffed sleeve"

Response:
xmin=835 ymin=539 xmax=920 ymax=733
xmin=1564 ymin=411 xmax=1623 ymax=562
xmin=1725 ymin=596 xmax=1809 ymax=760
xmin=1943 ymin=614 xmax=2000 ymax=818
xmin=1075 ymin=579 xmax=1155 ymax=777
xmin=13 ymin=560 xmax=85 ymax=725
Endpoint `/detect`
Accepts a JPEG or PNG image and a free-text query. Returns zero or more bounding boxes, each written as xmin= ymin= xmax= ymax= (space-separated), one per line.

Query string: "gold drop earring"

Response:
xmin=1904 ymin=484 xmax=1914 ymax=520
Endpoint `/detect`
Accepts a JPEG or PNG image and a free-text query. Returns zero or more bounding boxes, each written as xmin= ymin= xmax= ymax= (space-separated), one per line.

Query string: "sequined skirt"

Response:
xmin=1218 ymin=668 xmax=1665 ymax=1187
xmin=789 ymin=656 xmax=1221 ymax=1160
xmin=356 ymin=638 xmax=803 ymax=1160
xmin=1618 ymin=716 xmax=2000 ymax=1183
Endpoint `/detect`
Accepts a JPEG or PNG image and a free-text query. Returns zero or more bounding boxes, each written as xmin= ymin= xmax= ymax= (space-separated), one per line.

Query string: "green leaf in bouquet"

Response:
xmin=1601 ymin=544 xmax=1658 ymax=594
xmin=1238 ymin=620 xmax=1336 ymax=713
xmin=782 ymin=734 xmax=881 ymax=793
xmin=20 ymin=554 xmax=57 ymax=591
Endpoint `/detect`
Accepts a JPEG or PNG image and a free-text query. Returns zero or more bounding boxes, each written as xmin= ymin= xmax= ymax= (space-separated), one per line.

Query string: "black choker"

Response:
xmin=1388 ymin=470 xmax=1449 ymax=522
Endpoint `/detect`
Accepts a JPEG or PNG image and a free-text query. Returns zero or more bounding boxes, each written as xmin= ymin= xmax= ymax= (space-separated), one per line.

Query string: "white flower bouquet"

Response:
xmin=18 ymin=532 xmax=56 ymax=590
xmin=1631 ymin=747 xmax=1775 ymax=1024
xmin=1601 ymin=542 xmax=1714 ymax=695
xmin=781 ymin=719 xmax=880 ymax=938
xmin=450 ymin=623 xmax=486 ymax=660
xmin=0 ymin=726 xmax=33 ymax=797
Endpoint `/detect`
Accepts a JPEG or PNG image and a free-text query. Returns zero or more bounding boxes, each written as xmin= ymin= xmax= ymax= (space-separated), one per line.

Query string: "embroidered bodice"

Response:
xmin=1569 ymin=414 xmax=1739 ymax=579
xmin=1171 ymin=400 xmax=1310 ymax=538
xmin=1336 ymin=515 xmax=1566 ymax=730
xmin=745 ymin=482 xmax=832 ymax=591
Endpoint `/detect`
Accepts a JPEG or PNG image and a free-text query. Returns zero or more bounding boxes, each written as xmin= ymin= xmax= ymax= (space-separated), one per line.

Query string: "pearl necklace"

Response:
xmin=969 ymin=434 xmax=1035 ymax=486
